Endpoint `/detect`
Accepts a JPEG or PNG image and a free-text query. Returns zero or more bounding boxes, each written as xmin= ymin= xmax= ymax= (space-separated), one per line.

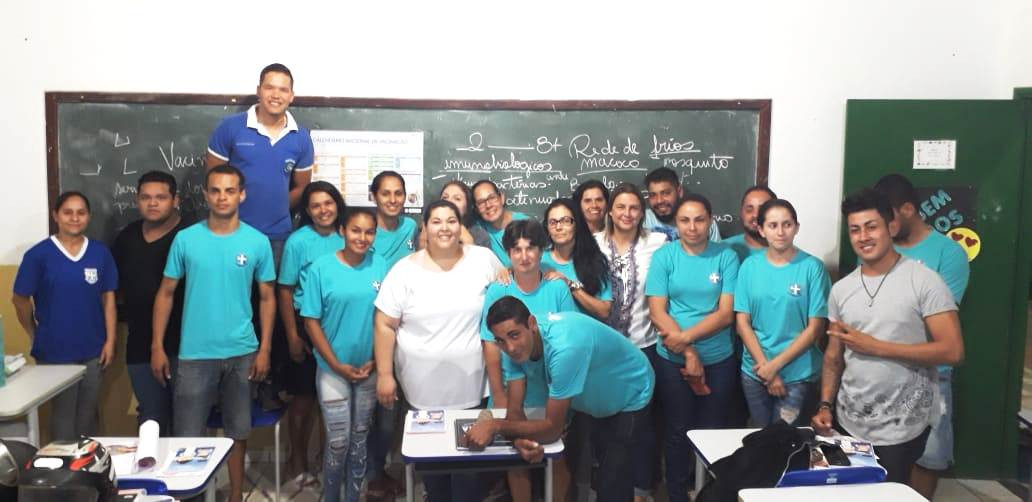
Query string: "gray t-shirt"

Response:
xmin=828 ymin=257 xmax=956 ymax=446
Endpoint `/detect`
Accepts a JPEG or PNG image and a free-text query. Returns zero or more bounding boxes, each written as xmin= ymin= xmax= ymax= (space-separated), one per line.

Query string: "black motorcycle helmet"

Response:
xmin=18 ymin=436 xmax=116 ymax=502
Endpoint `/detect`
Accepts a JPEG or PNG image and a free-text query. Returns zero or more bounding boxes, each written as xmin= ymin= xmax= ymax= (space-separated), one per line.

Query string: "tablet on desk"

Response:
xmin=454 ymin=419 xmax=513 ymax=450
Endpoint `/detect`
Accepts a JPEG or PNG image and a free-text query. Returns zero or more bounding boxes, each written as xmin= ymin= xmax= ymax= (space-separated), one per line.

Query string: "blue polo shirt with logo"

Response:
xmin=13 ymin=237 xmax=118 ymax=363
xmin=208 ymin=106 xmax=314 ymax=241
xmin=164 ymin=221 xmax=276 ymax=360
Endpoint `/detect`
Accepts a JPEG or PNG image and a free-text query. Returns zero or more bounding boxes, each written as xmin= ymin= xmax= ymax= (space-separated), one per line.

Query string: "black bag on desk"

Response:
xmin=695 ymin=422 xmax=814 ymax=502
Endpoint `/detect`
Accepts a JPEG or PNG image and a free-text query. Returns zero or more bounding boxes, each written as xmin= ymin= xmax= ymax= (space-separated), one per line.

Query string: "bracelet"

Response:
xmin=568 ymin=280 xmax=584 ymax=291
xmin=818 ymin=401 xmax=834 ymax=411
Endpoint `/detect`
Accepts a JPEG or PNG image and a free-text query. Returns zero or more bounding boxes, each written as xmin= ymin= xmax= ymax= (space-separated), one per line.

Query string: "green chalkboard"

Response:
xmin=46 ymin=93 xmax=770 ymax=244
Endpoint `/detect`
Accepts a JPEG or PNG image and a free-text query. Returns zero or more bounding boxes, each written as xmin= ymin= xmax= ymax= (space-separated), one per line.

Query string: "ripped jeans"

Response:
xmin=316 ymin=367 xmax=378 ymax=502
xmin=740 ymin=374 xmax=815 ymax=427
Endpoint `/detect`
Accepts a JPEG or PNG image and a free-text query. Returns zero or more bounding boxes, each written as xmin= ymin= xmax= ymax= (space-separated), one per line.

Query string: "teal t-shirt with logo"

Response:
xmin=279 ymin=225 xmax=344 ymax=309
xmin=734 ymin=250 xmax=830 ymax=383
xmin=540 ymin=251 xmax=613 ymax=316
xmin=644 ymin=241 xmax=739 ymax=365
xmin=895 ymin=230 xmax=969 ymax=304
xmin=482 ymin=277 xmax=577 ymax=408
xmin=164 ymin=221 xmax=276 ymax=360
xmin=724 ymin=233 xmax=766 ymax=264
xmin=504 ymin=311 xmax=654 ymax=417
xmin=477 ymin=211 xmax=529 ymax=267
xmin=300 ymin=252 xmax=387 ymax=370
xmin=372 ymin=216 xmax=418 ymax=269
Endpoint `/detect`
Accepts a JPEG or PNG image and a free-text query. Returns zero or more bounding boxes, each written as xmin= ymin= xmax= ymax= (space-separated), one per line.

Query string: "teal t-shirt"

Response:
xmin=279 ymin=225 xmax=344 ymax=310
xmin=372 ymin=216 xmax=418 ymax=269
xmin=541 ymin=251 xmax=613 ymax=315
xmin=299 ymin=252 xmax=387 ymax=370
xmin=504 ymin=311 xmax=654 ymax=418
xmin=724 ymin=233 xmax=766 ymax=264
xmin=476 ymin=211 xmax=530 ymax=267
xmin=896 ymin=229 xmax=969 ymax=373
xmin=482 ymin=277 xmax=577 ymax=408
xmin=164 ymin=221 xmax=276 ymax=360
xmin=895 ymin=230 xmax=969 ymax=304
xmin=734 ymin=250 xmax=830 ymax=383
xmin=644 ymin=241 xmax=739 ymax=365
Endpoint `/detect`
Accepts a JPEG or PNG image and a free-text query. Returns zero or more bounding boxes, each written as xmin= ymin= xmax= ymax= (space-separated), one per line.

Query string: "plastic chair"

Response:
xmin=207 ymin=400 xmax=284 ymax=502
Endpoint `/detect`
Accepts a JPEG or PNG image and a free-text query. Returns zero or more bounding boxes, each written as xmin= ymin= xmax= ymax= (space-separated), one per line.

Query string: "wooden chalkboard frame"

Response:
xmin=45 ymin=92 xmax=771 ymax=234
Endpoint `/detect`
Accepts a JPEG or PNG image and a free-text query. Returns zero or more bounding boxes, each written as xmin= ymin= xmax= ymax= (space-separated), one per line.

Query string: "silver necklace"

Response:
xmin=859 ymin=254 xmax=901 ymax=307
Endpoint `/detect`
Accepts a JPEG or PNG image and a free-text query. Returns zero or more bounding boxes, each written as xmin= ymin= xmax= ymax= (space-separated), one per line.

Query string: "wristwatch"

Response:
xmin=818 ymin=401 xmax=834 ymax=412
xmin=568 ymin=280 xmax=584 ymax=291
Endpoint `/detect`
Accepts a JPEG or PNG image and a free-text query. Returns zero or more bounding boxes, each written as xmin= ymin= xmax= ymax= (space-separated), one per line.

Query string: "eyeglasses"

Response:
xmin=547 ymin=216 xmax=576 ymax=228
xmin=475 ymin=193 xmax=501 ymax=209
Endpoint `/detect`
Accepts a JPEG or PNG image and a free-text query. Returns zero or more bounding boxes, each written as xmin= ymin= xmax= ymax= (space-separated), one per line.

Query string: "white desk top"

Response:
xmin=97 ymin=436 xmax=233 ymax=495
xmin=401 ymin=408 xmax=564 ymax=463
xmin=0 ymin=364 xmax=86 ymax=418
xmin=687 ymin=428 xmax=758 ymax=467
xmin=738 ymin=482 xmax=924 ymax=501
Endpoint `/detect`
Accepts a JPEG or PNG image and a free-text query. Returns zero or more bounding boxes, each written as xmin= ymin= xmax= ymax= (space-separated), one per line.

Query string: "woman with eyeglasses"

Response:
xmin=472 ymin=179 xmax=530 ymax=267
xmin=541 ymin=198 xmax=612 ymax=320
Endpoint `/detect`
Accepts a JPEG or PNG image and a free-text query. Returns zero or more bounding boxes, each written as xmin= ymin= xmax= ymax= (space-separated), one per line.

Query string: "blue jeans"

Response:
xmin=593 ymin=406 xmax=650 ymax=502
xmin=366 ymin=401 xmax=398 ymax=480
xmin=633 ymin=345 xmax=660 ymax=496
xmin=916 ymin=372 xmax=954 ymax=470
xmin=174 ymin=352 xmax=255 ymax=440
xmin=44 ymin=357 xmax=101 ymax=441
xmin=317 ymin=368 xmax=377 ymax=502
xmin=655 ymin=355 xmax=737 ymax=502
xmin=740 ymin=374 xmax=815 ymax=427
xmin=128 ymin=360 xmax=176 ymax=432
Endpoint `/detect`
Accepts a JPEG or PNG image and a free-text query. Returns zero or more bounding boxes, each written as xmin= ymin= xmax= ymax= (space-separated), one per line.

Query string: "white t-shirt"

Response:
xmin=595 ymin=231 xmax=667 ymax=348
xmin=374 ymin=245 xmax=504 ymax=409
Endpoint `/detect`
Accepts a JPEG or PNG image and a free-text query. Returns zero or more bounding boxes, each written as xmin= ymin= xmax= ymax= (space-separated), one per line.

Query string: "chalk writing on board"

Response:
xmin=158 ymin=142 xmax=206 ymax=172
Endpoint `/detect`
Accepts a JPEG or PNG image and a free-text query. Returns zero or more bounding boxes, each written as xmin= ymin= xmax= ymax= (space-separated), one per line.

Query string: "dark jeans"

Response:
xmin=421 ymin=401 xmax=485 ymax=502
xmin=127 ymin=360 xmax=177 ymax=432
xmin=366 ymin=401 xmax=398 ymax=479
xmin=592 ymin=406 xmax=651 ymax=502
xmin=655 ymin=354 xmax=737 ymax=502
xmin=872 ymin=427 xmax=931 ymax=484
xmin=632 ymin=345 xmax=660 ymax=495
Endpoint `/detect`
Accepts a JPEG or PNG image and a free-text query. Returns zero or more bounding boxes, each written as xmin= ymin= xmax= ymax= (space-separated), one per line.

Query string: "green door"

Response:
xmin=841 ymin=99 xmax=1032 ymax=478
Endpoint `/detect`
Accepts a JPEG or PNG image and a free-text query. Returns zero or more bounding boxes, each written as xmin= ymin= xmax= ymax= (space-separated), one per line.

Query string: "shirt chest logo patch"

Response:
xmin=708 ymin=272 xmax=721 ymax=284
xmin=235 ymin=253 xmax=248 ymax=267
xmin=789 ymin=283 xmax=802 ymax=296
xmin=283 ymin=158 xmax=296 ymax=173
xmin=406 ymin=239 xmax=414 ymax=250
xmin=372 ymin=281 xmax=381 ymax=292
xmin=84 ymin=268 xmax=98 ymax=285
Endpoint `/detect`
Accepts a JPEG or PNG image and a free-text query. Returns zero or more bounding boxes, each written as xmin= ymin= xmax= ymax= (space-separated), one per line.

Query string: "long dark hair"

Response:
xmin=440 ymin=180 xmax=477 ymax=228
xmin=298 ymin=181 xmax=346 ymax=230
xmin=544 ymin=198 xmax=610 ymax=296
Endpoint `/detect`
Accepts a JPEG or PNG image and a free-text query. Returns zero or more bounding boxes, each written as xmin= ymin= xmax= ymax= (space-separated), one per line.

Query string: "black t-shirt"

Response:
xmin=112 ymin=218 xmax=187 ymax=364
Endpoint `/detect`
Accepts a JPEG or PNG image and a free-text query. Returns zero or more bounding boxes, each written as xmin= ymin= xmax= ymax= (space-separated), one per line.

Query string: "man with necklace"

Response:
xmin=812 ymin=188 xmax=963 ymax=485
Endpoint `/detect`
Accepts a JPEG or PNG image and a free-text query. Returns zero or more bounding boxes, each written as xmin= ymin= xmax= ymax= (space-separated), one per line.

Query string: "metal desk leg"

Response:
xmin=694 ymin=455 xmax=705 ymax=495
xmin=406 ymin=463 xmax=415 ymax=502
xmin=205 ymin=480 xmax=216 ymax=502
xmin=545 ymin=457 xmax=554 ymax=502
xmin=27 ymin=406 xmax=39 ymax=447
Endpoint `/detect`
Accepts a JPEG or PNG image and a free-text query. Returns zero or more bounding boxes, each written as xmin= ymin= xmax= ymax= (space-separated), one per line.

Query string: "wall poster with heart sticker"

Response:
xmin=915 ymin=185 xmax=980 ymax=262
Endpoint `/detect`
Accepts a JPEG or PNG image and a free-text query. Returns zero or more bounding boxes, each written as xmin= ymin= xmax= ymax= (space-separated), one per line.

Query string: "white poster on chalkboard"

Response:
xmin=311 ymin=130 xmax=425 ymax=209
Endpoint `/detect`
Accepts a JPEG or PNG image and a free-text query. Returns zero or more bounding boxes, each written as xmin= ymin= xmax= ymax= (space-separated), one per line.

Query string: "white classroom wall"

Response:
xmin=2 ymin=1 xmax=1030 ymax=266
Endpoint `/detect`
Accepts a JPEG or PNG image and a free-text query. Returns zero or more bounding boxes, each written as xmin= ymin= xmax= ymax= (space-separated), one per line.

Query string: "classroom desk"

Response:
xmin=738 ymin=482 xmax=923 ymax=501
xmin=401 ymin=408 xmax=564 ymax=502
xmin=0 ymin=364 xmax=86 ymax=446
xmin=97 ymin=436 xmax=233 ymax=502
xmin=1018 ymin=411 xmax=1032 ymax=502
xmin=686 ymin=428 xmax=759 ymax=491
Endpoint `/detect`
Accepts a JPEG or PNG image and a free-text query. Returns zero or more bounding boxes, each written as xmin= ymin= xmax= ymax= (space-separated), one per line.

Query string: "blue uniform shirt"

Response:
xmin=644 ymin=241 xmax=739 ymax=365
xmin=504 ymin=311 xmax=654 ymax=417
xmin=482 ymin=277 xmax=577 ymax=408
xmin=723 ymin=233 xmax=766 ymax=263
xmin=734 ymin=250 xmax=830 ymax=383
xmin=300 ymin=252 xmax=387 ymax=370
xmin=207 ymin=106 xmax=314 ymax=241
xmin=164 ymin=221 xmax=276 ymax=359
xmin=476 ymin=211 xmax=530 ymax=267
xmin=13 ymin=237 xmax=118 ymax=363
xmin=372 ymin=216 xmax=418 ymax=269
xmin=279 ymin=225 xmax=344 ymax=310
xmin=540 ymin=251 xmax=613 ymax=316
